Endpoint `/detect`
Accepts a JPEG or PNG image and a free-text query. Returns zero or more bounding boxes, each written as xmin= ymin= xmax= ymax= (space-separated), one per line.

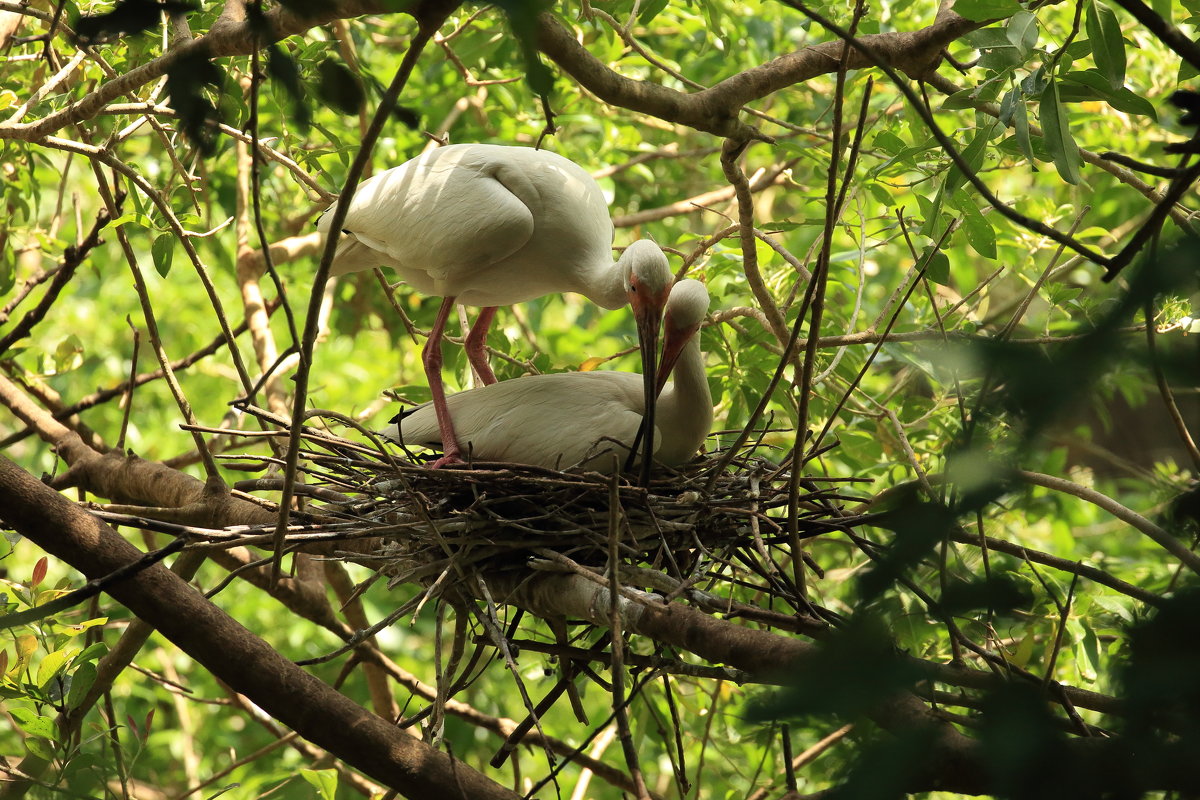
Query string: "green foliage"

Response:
xmin=1 ymin=0 xmax=1198 ymax=795
xmin=0 ymin=561 xmax=110 ymax=774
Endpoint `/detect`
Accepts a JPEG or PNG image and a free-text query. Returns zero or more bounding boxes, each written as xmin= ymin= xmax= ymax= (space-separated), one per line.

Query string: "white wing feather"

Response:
xmin=319 ymin=144 xmax=618 ymax=306
xmin=386 ymin=372 xmax=650 ymax=471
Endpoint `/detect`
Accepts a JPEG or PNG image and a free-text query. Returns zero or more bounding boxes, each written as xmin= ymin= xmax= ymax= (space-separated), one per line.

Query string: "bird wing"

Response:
xmin=327 ymin=147 xmax=538 ymax=294
xmin=386 ymin=372 xmax=647 ymax=471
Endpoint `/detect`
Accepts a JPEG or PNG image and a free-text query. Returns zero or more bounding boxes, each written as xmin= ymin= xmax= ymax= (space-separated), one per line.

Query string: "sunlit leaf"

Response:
xmin=954 ymin=0 xmax=1022 ymax=21
xmin=301 ymin=769 xmax=339 ymax=800
xmin=1006 ymin=10 xmax=1038 ymax=56
xmin=36 ymin=648 xmax=69 ymax=688
xmin=10 ymin=707 xmax=55 ymax=740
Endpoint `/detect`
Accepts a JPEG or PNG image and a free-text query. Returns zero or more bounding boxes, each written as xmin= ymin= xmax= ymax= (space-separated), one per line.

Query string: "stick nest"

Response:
xmin=237 ymin=410 xmax=867 ymax=595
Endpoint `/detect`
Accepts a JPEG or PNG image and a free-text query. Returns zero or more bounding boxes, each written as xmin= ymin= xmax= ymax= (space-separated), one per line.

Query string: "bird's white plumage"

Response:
xmin=383 ymin=280 xmax=713 ymax=472
xmin=317 ymin=143 xmax=639 ymax=308
xmin=320 ymin=143 xmax=674 ymax=467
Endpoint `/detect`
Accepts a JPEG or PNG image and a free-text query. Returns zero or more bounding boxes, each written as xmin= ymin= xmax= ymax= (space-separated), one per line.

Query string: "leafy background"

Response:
xmin=2 ymin=0 xmax=1199 ymax=796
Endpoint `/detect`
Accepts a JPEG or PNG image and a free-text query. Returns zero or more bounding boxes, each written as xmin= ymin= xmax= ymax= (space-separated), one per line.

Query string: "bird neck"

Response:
xmin=659 ymin=336 xmax=713 ymax=456
xmin=666 ymin=337 xmax=709 ymax=405
xmin=583 ymin=255 xmax=629 ymax=311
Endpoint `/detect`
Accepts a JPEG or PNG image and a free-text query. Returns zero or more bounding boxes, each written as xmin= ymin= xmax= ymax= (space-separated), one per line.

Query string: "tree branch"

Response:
xmin=534 ymin=9 xmax=982 ymax=138
xmin=0 ymin=453 xmax=521 ymax=800
xmin=0 ymin=204 xmax=114 ymax=355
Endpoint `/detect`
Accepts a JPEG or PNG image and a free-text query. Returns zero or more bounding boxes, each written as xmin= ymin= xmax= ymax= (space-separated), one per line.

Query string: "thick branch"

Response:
xmin=535 ymin=10 xmax=981 ymax=137
xmin=0 ymin=0 xmax=403 ymax=140
xmin=497 ymin=571 xmax=990 ymax=793
xmin=702 ymin=9 xmax=979 ymax=109
xmin=0 ymin=454 xmax=519 ymax=800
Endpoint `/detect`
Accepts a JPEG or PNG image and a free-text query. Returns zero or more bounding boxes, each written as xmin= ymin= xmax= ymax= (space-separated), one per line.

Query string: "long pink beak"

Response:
xmin=656 ymin=318 xmax=699 ymax=397
xmin=630 ymin=284 xmax=668 ymax=484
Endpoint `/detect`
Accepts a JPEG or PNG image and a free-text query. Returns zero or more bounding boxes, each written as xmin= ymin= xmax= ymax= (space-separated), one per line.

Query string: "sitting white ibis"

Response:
xmin=317 ymin=143 xmax=672 ymax=471
xmin=382 ymin=279 xmax=712 ymax=474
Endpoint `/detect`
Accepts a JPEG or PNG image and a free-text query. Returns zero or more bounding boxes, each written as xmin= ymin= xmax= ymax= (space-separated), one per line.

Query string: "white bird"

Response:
xmin=382 ymin=279 xmax=712 ymax=474
xmin=317 ymin=143 xmax=673 ymax=469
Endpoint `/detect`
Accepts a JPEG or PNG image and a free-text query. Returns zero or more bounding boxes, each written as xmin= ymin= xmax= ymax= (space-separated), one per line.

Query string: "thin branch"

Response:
xmin=775 ymin=0 xmax=1113 ymax=269
xmin=272 ymin=6 xmax=452 ymax=579
xmin=1017 ymin=469 xmax=1200 ymax=574
xmin=0 ymin=204 xmax=115 ymax=356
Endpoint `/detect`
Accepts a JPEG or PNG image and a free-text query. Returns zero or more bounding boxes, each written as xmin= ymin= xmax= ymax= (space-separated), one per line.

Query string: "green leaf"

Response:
xmin=301 ymin=769 xmax=339 ymax=800
xmin=917 ymin=188 xmax=947 ymax=239
xmin=1006 ymin=11 xmax=1038 ymax=56
xmin=75 ymin=642 xmax=108 ymax=663
xmin=0 ymin=239 xmax=13 ymax=295
xmin=944 ymin=124 xmax=992 ymax=196
xmin=151 ymin=233 xmax=175 ymax=278
xmin=25 ymin=735 xmax=55 ymax=761
xmin=1059 ymin=70 xmax=1157 ymax=118
xmin=954 ymin=194 xmax=998 ymax=258
xmin=10 ymin=707 xmax=56 ymax=739
xmin=1093 ymin=595 xmax=1134 ymax=623
xmin=43 ymin=335 xmax=84 ymax=376
xmin=37 ymin=649 xmax=69 ymax=688
xmin=955 ymin=0 xmax=1022 ymax=21
xmin=921 ymin=247 xmax=951 ymax=285
xmin=999 ymin=87 xmax=1035 ymax=163
xmin=1077 ymin=620 xmax=1101 ymax=681
xmin=638 ymin=0 xmax=670 ymax=23
xmin=941 ymin=88 xmax=982 ymax=110
xmin=872 ymin=131 xmax=907 ymax=156
xmin=66 ymin=662 xmax=97 ymax=709
xmin=997 ymin=132 xmax=1051 ymax=162
xmin=1086 ymin=0 xmax=1126 ymax=89
xmin=867 ymin=182 xmax=894 ymax=207
xmin=1039 ymin=79 xmax=1083 ymax=184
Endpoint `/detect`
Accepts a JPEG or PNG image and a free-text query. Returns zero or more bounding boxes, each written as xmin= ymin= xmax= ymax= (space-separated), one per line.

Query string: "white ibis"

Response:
xmin=382 ymin=279 xmax=712 ymax=474
xmin=316 ymin=143 xmax=672 ymax=471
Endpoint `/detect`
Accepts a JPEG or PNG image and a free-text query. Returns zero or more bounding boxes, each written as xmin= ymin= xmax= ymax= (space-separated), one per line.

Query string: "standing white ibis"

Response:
xmin=382 ymin=279 xmax=712 ymax=473
xmin=316 ymin=143 xmax=672 ymax=471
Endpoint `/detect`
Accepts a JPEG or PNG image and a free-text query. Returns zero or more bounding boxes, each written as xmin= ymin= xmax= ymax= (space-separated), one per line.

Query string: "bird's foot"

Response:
xmin=427 ymin=452 xmax=465 ymax=469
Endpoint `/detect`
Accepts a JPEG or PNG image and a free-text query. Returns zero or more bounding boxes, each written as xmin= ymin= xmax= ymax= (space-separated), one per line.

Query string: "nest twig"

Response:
xmin=206 ymin=406 xmax=869 ymax=607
